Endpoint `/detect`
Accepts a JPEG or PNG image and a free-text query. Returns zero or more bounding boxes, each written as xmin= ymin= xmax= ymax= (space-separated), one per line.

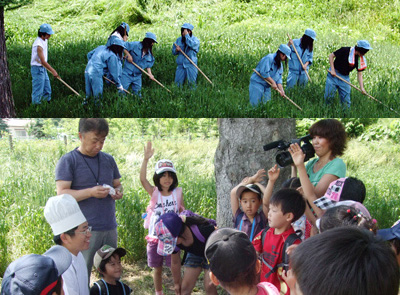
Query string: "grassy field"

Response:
xmin=1 ymin=120 xmax=400 ymax=284
xmin=5 ymin=0 xmax=400 ymax=117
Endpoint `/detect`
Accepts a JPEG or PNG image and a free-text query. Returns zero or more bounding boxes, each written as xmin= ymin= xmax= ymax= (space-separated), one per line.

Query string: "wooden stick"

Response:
xmin=252 ymin=69 xmax=302 ymax=111
xmin=327 ymin=69 xmax=400 ymax=115
xmin=56 ymin=77 xmax=82 ymax=97
xmin=103 ymin=76 xmax=133 ymax=95
xmin=287 ymin=33 xmax=312 ymax=83
xmin=129 ymin=61 xmax=172 ymax=93
xmin=174 ymin=43 xmax=213 ymax=86
xmin=44 ymin=67 xmax=81 ymax=97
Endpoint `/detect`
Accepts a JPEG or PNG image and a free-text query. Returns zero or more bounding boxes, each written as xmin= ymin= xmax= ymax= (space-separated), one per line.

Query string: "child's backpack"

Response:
xmin=93 ymin=279 xmax=131 ymax=295
xmin=260 ymin=226 xmax=302 ymax=276
xmin=143 ymin=187 xmax=184 ymax=229
xmin=178 ymin=210 xmax=217 ymax=265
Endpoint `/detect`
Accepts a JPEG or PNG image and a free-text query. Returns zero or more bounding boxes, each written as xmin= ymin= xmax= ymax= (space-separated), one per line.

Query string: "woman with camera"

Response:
xmin=290 ymin=119 xmax=347 ymax=238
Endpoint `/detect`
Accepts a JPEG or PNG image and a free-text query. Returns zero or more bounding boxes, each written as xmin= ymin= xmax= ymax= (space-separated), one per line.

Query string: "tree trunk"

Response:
xmin=214 ymin=118 xmax=296 ymax=228
xmin=0 ymin=6 xmax=16 ymax=118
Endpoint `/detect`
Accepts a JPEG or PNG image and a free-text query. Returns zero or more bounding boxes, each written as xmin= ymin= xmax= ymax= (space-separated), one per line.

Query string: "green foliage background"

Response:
xmin=1 ymin=118 xmax=400 ymax=278
xmin=4 ymin=0 xmax=400 ymax=117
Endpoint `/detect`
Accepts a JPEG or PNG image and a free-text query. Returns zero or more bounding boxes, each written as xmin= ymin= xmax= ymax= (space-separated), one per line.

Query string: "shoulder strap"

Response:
xmin=261 ymin=225 xmax=270 ymax=246
xmin=94 ymin=279 xmax=108 ymax=295
xmin=234 ymin=211 xmax=245 ymax=228
xmin=190 ymin=225 xmax=206 ymax=243
xmin=281 ymin=231 xmax=302 ymax=272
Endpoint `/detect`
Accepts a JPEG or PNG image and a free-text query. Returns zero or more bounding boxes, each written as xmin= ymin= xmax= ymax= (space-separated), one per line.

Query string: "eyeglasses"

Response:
xmin=76 ymin=226 xmax=92 ymax=235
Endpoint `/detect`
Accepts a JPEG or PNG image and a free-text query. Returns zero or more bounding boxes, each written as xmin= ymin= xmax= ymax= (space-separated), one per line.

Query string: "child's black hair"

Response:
xmin=98 ymin=253 xmax=121 ymax=277
xmin=270 ymin=188 xmax=305 ymax=223
xmin=319 ymin=205 xmax=377 ymax=233
xmin=110 ymin=25 xmax=128 ymax=37
xmin=390 ymin=238 xmax=400 ymax=255
xmin=217 ymin=259 xmax=259 ymax=290
xmin=340 ymin=177 xmax=366 ymax=203
xmin=141 ymin=37 xmax=154 ymax=55
xmin=108 ymin=44 xmax=124 ymax=59
xmin=53 ymin=226 xmax=78 ymax=245
xmin=281 ymin=177 xmax=301 ymax=189
xmin=291 ymin=227 xmax=399 ymax=295
xmin=153 ymin=171 xmax=178 ymax=192
xmin=355 ymin=46 xmax=369 ymax=56
xmin=38 ymin=30 xmax=48 ymax=38
xmin=300 ymin=34 xmax=314 ymax=52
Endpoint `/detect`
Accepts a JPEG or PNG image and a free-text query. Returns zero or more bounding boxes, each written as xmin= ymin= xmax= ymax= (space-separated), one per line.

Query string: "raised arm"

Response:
xmin=140 ymin=141 xmax=155 ymax=195
xmin=263 ymin=165 xmax=280 ymax=217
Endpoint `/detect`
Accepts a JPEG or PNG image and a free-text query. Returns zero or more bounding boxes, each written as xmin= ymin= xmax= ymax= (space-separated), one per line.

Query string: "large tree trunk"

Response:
xmin=0 ymin=6 xmax=16 ymax=118
xmin=215 ymin=118 xmax=296 ymax=228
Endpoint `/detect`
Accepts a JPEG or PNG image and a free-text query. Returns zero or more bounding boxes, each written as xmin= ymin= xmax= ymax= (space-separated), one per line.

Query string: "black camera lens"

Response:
xmin=276 ymin=151 xmax=293 ymax=167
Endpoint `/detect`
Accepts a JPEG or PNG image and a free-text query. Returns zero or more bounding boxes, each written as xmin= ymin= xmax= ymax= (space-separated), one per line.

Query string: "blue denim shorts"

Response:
xmin=183 ymin=252 xmax=210 ymax=269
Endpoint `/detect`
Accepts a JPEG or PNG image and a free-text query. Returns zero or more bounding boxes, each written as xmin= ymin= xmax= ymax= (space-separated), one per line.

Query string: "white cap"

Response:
xmin=154 ymin=159 xmax=176 ymax=175
xmin=44 ymin=194 xmax=87 ymax=235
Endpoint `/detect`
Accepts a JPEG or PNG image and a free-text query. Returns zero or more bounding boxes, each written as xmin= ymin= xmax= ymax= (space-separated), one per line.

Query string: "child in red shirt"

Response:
xmin=253 ymin=188 xmax=305 ymax=294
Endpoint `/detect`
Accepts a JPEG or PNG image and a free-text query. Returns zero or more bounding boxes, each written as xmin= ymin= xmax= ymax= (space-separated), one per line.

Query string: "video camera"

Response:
xmin=263 ymin=134 xmax=315 ymax=167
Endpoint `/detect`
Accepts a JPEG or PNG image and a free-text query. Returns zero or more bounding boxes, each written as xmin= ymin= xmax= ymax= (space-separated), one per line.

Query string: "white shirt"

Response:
xmin=148 ymin=191 xmax=178 ymax=238
xmin=62 ymin=251 xmax=89 ymax=295
xmin=31 ymin=37 xmax=48 ymax=66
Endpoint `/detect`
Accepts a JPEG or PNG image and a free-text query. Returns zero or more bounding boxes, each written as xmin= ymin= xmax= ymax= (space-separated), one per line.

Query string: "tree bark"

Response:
xmin=215 ymin=118 xmax=296 ymax=228
xmin=0 ymin=6 xmax=16 ymax=118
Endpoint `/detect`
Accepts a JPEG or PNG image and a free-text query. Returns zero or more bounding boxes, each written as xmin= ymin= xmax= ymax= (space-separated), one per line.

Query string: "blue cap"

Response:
xmin=39 ymin=23 xmax=54 ymax=35
xmin=377 ymin=220 xmax=400 ymax=241
xmin=121 ymin=22 xmax=130 ymax=34
xmin=111 ymin=37 xmax=126 ymax=49
xmin=357 ymin=40 xmax=372 ymax=50
xmin=1 ymin=246 xmax=72 ymax=295
xmin=181 ymin=23 xmax=194 ymax=31
xmin=278 ymin=44 xmax=291 ymax=60
xmin=304 ymin=28 xmax=317 ymax=40
xmin=145 ymin=32 xmax=158 ymax=43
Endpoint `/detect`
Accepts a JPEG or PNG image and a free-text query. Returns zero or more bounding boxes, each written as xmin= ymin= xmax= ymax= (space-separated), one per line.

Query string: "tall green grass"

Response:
xmin=5 ymin=0 xmax=400 ymax=117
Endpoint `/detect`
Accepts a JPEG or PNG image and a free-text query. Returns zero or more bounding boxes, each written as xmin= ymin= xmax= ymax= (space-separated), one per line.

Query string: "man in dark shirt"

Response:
xmin=324 ymin=40 xmax=372 ymax=108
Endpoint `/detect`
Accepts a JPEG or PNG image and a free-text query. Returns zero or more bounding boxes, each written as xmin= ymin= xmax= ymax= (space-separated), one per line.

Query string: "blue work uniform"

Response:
xmin=287 ymin=38 xmax=313 ymax=89
xmin=85 ymin=46 xmax=123 ymax=99
xmin=249 ymin=53 xmax=283 ymax=106
xmin=172 ymin=35 xmax=200 ymax=87
xmin=324 ymin=47 xmax=365 ymax=108
xmin=121 ymin=41 xmax=155 ymax=96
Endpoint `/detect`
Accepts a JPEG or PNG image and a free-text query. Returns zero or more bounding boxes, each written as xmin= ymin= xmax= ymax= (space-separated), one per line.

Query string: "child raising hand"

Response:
xmin=140 ymin=141 xmax=185 ymax=295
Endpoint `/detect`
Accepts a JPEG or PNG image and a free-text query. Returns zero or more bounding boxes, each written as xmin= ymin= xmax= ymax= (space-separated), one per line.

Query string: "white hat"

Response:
xmin=154 ymin=159 xmax=176 ymax=175
xmin=44 ymin=194 xmax=87 ymax=235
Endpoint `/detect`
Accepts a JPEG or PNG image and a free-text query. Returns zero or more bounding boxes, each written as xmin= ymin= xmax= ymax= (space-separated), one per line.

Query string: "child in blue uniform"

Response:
xmin=85 ymin=38 xmax=126 ymax=102
xmin=249 ymin=44 xmax=291 ymax=106
xmin=121 ymin=32 xmax=157 ymax=96
xmin=172 ymin=23 xmax=200 ymax=87
xmin=287 ymin=29 xmax=316 ymax=89
xmin=324 ymin=40 xmax=372 ymax=108
xmin=30 ymin=24 xmax=58 ymax=104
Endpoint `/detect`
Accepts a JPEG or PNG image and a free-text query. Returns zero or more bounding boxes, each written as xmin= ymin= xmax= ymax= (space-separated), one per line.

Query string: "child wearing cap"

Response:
xmin=249 ymin=44 xmax=291 ymax=106
xmin=378 ymin=219 xmax=400 ymax=265
xmin=252 ymin=188 xmax=305 ymax=294
xmin=172 ymin=23 xmax=200 ymax=87
xmin=44 ymin=194 xmax=91 ymax=295
xmin=205 ymin=228 xmax=279 ymax=295
xmin=287 ymin=29 xmax=316 ymax=89
xmin=155 ymin=212 xmax=218 ymax=294
xmin=85 ymin=38 xmax=126 ymax=102
xmin=121 ymin=32 xmax=158 ymax=96
xmin=31 ymin=23 xmax=58 ymax=104
xmin=1 ymin=245 xmax=72 ymax=295
xmin=140 ymin=141 xmax=185 ymax=295
xmin=230 ymin=169 xmax=268 ymax=241
xmin=90 ymin=245 xmax=132 ymax=295
xmin=324 ymin=40 xmax=372 ymax=108
xmin=287 ymin=227 xmax=399 ymax=295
